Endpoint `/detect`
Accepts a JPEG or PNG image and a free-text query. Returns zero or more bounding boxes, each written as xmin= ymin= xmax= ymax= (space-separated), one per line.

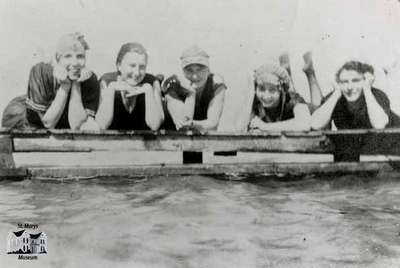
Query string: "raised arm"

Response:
xmin=363 ymin=73 xmax=389 ymax=129
xmin=40 ymin=83 xmax=70 ymax=128
xmin=142 ymin=81 xmax=164 ymax=130
xmin=68 ymin=81 xmax=89 ymax=129
xmin=311 ymin=86 xmax=342 ymax=130
xmin=38 ymin=64 xmax=72 ymax=128
xmin=191 ymin=85 xmax=226 ymax=132
xmin=164 ymin=76 xmax=196 ymax=130
xmin=95 ymin=80 xmax=116 ymax=130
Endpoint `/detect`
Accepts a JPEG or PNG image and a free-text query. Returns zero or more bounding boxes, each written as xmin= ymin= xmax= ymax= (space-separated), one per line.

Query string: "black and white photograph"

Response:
xmin=1 ymin=0 xmax=400 ymax=267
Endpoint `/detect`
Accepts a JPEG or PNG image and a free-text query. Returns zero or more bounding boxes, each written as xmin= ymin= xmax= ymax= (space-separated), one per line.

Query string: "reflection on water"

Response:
xmin=1 ymin=173 xmax=400 ymax=267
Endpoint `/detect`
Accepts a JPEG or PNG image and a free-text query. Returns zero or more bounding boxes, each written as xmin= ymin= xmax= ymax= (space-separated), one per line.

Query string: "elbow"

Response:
xmin=292 ymin=120 xmax=311 ymax=132
xmin=372 ymin=120 xmax=388 ymax=130
xmin=42 ymin=121 xmax=55 ymax=129
xmin=42 ymin=118 xmax=56 ymax=129
xmin=310 ymin=115 xmax=325 ymax=130
xmin=146 ymin=118 xmax=162 ymax=131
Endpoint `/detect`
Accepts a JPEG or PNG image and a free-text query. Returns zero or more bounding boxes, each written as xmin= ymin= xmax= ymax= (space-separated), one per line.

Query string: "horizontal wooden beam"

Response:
xmin=26 ymin=161 xmax=399 ymax=181
xmin=2 ymin=128 xmax=400 ymax=155
xmin=12 ymin=131 xmax=331 ymax=153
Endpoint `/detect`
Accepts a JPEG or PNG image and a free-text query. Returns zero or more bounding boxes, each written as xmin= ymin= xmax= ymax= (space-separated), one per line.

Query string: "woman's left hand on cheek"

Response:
xmin=77 ymin=68 xmax=92 ymax=82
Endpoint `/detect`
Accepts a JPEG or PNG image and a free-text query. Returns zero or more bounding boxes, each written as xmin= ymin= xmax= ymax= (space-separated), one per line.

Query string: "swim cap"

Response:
xmin=180 ymin=46 xmax=209 ymax=69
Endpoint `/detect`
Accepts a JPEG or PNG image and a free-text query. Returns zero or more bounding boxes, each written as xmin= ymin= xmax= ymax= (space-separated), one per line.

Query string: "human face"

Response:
xmin=58 ymin=49 xmax=86 ymax=80
xmin=183 ymin=64 xmax=209 ymax=90
xmin=118 ymin=52 xmax=147 ymax=86
xmin=337 ymin=70 xmax=364 ymax=102
xmin=255 ymin=83 xmax=281 ymax=109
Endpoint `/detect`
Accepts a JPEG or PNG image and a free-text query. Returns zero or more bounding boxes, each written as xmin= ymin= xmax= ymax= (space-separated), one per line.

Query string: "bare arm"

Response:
xmin=250 ymin=103 xmax=311 ymax=131
xmin=143 ymin=82 xmax=164 ymax=131
xmin=68 ymin=81 xmax=89 ymax=130
xmin=363 ymin=74 xmax=389 ymax=129
xmin=165 ymin=91 xmax=196 ymax=130
xmin=95 ymin=80 xmax=116 ymax=130
xmin=192 ymin=86 xmax=226 ymax=132
xmin=311 ymin=89 xmax=341 ymax=130
xmin=41 ymin=83 xmax=71 ymax=128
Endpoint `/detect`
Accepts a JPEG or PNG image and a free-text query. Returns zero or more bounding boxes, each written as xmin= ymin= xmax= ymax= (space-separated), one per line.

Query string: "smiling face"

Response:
xmin=183 ymin=64 xmax=210 ymax=90
xmin=255 ymin=82 xmax=282 ymax=109
xmin=117 ymin=52 xmax=147 ymax=86
xmin=337 ymin=70 xmax=364 ymax=102
xmin=58 ymin=49 xmax=86 ymax=80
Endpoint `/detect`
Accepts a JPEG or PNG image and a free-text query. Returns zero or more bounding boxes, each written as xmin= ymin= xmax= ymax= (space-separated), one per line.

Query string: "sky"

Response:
xmin=0 ymin=0 xmax=400 ymax=129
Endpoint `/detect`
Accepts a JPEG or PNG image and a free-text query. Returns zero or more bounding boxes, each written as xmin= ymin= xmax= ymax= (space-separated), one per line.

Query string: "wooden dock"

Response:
xmin=1 ymin=128 xmax=400 ymax=180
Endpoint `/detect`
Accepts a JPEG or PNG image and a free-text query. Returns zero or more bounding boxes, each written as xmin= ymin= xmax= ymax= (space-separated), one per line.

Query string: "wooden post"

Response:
xmin=183 ymin=151 xmax=203 ymax=164
xmin=331 ymin=135 xmax=362 ymax=162
xmin=0 ymin=134 xmax=25 ymax=179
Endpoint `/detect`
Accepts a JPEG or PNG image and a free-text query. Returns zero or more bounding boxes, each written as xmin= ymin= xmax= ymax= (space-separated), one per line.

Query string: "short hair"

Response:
xmin=335 ymin=60 xmax=374 ymax=81
xmin=115 ymin=42 xmax=148 ymax=67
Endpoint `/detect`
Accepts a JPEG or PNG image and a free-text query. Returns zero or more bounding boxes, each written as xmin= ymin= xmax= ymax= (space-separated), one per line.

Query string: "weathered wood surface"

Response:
xmin=27 ymin=161 xmax=399 ymax=180
xmin=6 ymin=128 xmax=400 ymax=155
xmin=12 ymin=130 xmax=331 ymax=153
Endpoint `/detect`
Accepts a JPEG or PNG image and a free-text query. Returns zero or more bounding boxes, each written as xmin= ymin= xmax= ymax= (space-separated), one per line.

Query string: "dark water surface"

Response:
xmin=1 ymin=173 xmax=400 ymax=267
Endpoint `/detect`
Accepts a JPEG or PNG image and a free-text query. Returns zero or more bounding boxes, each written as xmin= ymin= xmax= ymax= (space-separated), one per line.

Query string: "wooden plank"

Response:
xmin=0 ymin=168 xmax=27 ymax=180
xmin=26 ymin=161 xmax=399 ymax=180
xmin=326 ymin=130 xmax=400 ymax=156
xmin=6 ymin=128 xmax=400 ymax=155
xmin=13 ymin=133 xmax=331 ymax=153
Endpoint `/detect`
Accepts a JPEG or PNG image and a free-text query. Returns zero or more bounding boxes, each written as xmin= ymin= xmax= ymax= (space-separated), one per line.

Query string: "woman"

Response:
xmin=311 ymin=60 xmax=400 ymax=130
xmin=2 ymin=32 xmax=100 ymax=130
xmin=162 ymin=46 xmax=227 ymax=133
xmin=95 ymin=42 xmax=164 ymax=130
xmin=237 ymin=63 xmax=311 ymax=132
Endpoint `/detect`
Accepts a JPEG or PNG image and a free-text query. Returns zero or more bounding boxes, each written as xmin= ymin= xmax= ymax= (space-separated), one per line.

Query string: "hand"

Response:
xmin=163 ymin=75 xmax=194 ymax=98
xmin=332 ymin=81 xmax=343 ymax=98
xmin=363 ymin=72 xmax=374 ymax=91
xmin=53 ymin=64 xmax=71 ymax=89
xmin=179 ymin=78 xmax=196 ymax=94
xmin=125 ymin=83 xmax=152 ymax=97
xmin=77 ymin=68 xmax=92 ymax=82
xmin=109 ymin=80 xmax=133 ymax=92
xmin=174 ymin=116 xmax=192 ymax=130
xmin=249 ymin=116 xmax=263 ymax=129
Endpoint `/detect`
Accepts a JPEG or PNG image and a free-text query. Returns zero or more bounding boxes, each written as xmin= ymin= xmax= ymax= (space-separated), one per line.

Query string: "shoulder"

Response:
xmin=211 ymin=73 xmax=227 ymax=93
xmin=81 ymin=72 xmax=100 ymax=89
xmin=212 ymin=73 xmax=225 ymax=85
xmin=371 ymin=87 xmax=389 ymax=100
xmin=99 ymin=72 xmax=118 ymax=85
xmin=30 ymin=62 xmax=53 ymax=77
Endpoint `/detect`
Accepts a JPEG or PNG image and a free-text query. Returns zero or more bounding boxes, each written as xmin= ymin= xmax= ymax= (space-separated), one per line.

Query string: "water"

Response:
xmin=1 ymin=173 xmax=400 ymax=268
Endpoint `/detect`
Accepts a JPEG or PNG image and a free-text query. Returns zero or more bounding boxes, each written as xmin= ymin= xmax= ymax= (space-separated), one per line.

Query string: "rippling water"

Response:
xmin=1 ymin=173 xmax=400 ymax=268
